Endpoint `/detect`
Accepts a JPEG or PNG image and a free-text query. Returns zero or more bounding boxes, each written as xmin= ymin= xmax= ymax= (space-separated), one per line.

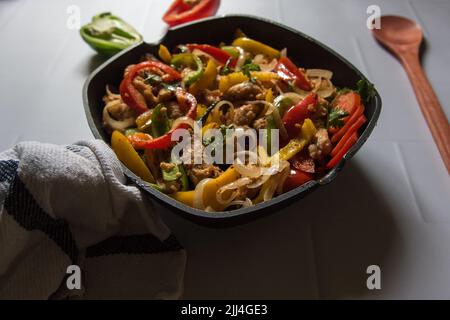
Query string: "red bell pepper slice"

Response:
xmin=120 ymin=61 xmax=181 ymax=115
xmin=326 ymin=132 xmax=359 ymax=169
xmin=282 ymin=93 xmax=318 ymax=138
xmin=330 ymin=115 xmax=366 ymax=157
xmin=163 ymin=0 xmax=220 ymax=27
xmin=275 ymin=56 xmax=312 ymax=91
xmin=186 ymin=44 xmax=236 ymax=67
xmin=128 ymin=87 xmax=197 ymax=150
xmin=283 ymin=169 xmax=314 ymax=192
xmin=331 ymin=103 xmax=365 ymax=144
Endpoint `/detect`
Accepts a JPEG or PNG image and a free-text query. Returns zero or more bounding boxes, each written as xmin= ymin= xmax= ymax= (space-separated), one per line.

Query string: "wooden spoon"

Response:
xmin=372 ymin=15 xmax=450 ymax=174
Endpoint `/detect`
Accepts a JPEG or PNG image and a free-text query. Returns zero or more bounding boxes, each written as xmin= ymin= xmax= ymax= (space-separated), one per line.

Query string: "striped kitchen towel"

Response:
xmin=0 ymin=140 xmax=186 ymax=299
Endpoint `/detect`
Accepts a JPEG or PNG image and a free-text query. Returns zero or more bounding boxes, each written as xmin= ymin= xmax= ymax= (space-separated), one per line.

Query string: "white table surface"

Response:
xmin=1 ymin=0 xmax=449 ymax=299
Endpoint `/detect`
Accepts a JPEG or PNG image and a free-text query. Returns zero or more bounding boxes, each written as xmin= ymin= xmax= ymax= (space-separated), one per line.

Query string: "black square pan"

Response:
xmin=83 ymin=14 xmax=382 ymax=227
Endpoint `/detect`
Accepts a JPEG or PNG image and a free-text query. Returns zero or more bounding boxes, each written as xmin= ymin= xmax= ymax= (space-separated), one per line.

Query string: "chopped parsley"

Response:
xmin=356 ymin=79 xmax=376 ymax=103
xmin=241 ymin=58 xmax=261 ymax=78
xmin=220 ymin=58 xmax=233 ymax=75
xmin=144 ymin=73 xmax=162 ymax=85
xmin=327 ymin=108 xmax=349 ymax=128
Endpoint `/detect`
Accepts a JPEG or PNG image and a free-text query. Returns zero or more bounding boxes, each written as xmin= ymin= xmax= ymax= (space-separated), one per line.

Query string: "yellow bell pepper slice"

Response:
xmin=251 ymin=71 xmax=279 ymax=82
xmin=158 ymin=44 xmax=172 ymax=64
xmin=111 ymin=130 xmax=155 ymax=183
xmin=171 ymin=190 xmax=195 ymax=207
xmin=218 ymin=71 xmax=249 ymax=92
xmin=189 ymin=58 xmax=217 ymax=95
xmin=171 ymin=166 xmax=240 ymax=211
xmin=196 ymin=104 xmax=208 ymax=121
xmin=277 ymin=119 xmax=317 ymax=161
xmin=265 ymin=88 xmax=274 ymax=103
xmin=232 ymin=37 xmax=280 ymax=59
xmin=202 ymin=122 xmax=219 ymax=136
xmin=254 ymin=119 xmax=316 ymax=204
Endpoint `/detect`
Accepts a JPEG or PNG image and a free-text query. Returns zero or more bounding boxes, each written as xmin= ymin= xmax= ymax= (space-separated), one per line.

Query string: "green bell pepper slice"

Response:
xmin=171 ymin=53 xmax=204 ymax=86
xmin=162 ymin=164 xmax=189 ymax=191
xmin=80 ymin=12 xmax=142 ymax=57
xmin=151 ymin=104 xmax=170 ymax=138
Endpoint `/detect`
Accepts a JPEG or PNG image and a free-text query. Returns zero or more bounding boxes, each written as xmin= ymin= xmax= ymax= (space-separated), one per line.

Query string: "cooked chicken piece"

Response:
xmin=232 ymin=103 xmax=262 ymax=126
xmin=102 ymin=91 xmax=135 ymax=133
xmin=187 ymin=163 xmax=223 ymax=186
xmin=132 ymin=76 xmax=174 ymax=107
xmin=201 ymin=89 xmax=222 ymax=106
xmin=308 ymin=128 xmax=332 ymax=160
xmin=224 ymin=82 xmax=263 ymax=101
xmin=252 ymin=117 xmax=267 ymax=130
xmin=166 ymin=101 xmax=183 ymax=119
xmin=235 ymin=185 xmax=258 ymax=201
xmin=160 ymin=162 xmax=176 ymax=172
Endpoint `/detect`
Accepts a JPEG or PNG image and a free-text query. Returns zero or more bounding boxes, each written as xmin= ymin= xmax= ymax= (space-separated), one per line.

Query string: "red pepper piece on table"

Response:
xmin=330 ymin=115 xmax=366 ymax=157
xmin=186 ymin=44 xmax=236 ymax=67
xmin=282 ymin=93 xmax=318 ymax=138
xmin=283 ymin=169 xmax=314 ymax=192
xmin=326 ymin=132 xmax=359 ymax=169
xmin=120 ymin=61 xmax=181 ymax=115
xmin=128 ymin=88 xmax=198 ymax=150
xmin=275 ymin=56 xmax=312 ymax=91
xmin=163 ymin=0 xmax=220 ymax=27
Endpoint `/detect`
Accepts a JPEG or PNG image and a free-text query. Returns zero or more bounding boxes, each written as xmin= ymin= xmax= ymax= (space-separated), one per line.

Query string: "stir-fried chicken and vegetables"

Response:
xmin=104 ymin=32 xmax=373 ymax=211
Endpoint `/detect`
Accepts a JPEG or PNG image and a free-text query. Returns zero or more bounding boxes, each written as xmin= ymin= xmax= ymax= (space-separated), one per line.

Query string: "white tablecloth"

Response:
xmin=1 ymin=0 xmax=449 ymax=299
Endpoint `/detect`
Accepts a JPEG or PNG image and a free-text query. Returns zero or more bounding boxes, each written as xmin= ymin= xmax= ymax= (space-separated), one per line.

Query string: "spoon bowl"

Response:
xmin=372 ymin=15 xmax=423 ymax=50
xmin=372 ymin=15 xmax=450 ymax=173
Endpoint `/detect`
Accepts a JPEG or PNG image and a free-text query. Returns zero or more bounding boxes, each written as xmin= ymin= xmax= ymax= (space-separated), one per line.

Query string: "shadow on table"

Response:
xmin=80 ymin=54 xmax=109 ymax=77
xmin=160 ymin=160 xmax=398 ymax=299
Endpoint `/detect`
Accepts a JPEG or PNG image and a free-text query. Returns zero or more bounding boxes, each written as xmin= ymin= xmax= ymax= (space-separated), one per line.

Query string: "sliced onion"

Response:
xmin=171 ymin=116 xmax=195 ymax=130
xmin=229 ymin=198 xmax=253 ymax=208
xmin=276 ymin=166 xmax=291 ymax=195
xmin=105 ymin=85 xmax=121 ymax=100
xmin=292 ymin=86 xmax=313 ymax=97
xmin=234 ymin=150 xmax=259 ymax=164
xmin=216 ymin=190 xmax=238 ymax=205
xmin=193 ymin=178 xmax=213 ymax=209
xmin=246 ymin=174 xmax=271 ymax=189
xmin=235 ymin=163 xmax=262 ymax=178
xmin=205 ymin=206 xmax=215 ymax=212
xmin=280 ymin=48 xmax=287 ymax=58
xmin=260 ymin=59 xmax=278 ymax=72
xmin=235 ymin=47 xmax=245 ymax=71
xmin=103 ymin=100 xmax=135 ymax=132
xmin=263 ymin=177 xmax=278 ymax=202
xmin=275 ymin=92 xmax=304 ymax=106
xmin=306 ymin=69 xmax=333 ymax=79
xmin=316 ymin=87 xmax=335 ymax=98
xmin=219 ymin=177 xmax=252 ymax=191
xmin=212 ymin=100 xmax=235 ymax=124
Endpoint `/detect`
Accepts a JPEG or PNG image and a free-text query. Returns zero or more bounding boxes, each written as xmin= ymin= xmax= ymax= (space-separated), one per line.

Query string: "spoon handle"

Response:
xmin=400 ymin=51 xmax=450 ymax=174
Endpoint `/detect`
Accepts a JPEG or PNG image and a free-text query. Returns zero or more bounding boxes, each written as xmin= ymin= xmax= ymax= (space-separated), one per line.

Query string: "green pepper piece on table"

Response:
xmin=80 ymin=12 xmax=142 ymax=57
